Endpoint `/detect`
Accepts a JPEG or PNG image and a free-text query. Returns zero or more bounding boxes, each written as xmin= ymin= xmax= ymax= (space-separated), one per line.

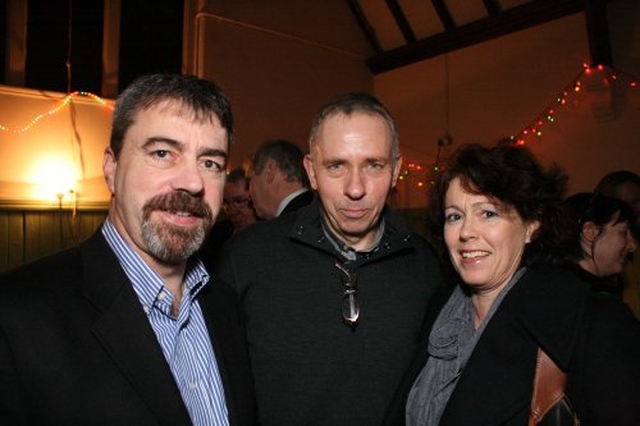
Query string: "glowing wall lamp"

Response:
xmin=28 ymin=157 xmax=79 ymax=208
xmin=0 ymin=86 xmax=113 ymax=209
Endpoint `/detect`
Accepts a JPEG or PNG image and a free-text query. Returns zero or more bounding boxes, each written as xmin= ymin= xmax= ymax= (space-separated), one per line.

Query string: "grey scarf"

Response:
xmin=405 ymin=268 xmax=526 ymax=425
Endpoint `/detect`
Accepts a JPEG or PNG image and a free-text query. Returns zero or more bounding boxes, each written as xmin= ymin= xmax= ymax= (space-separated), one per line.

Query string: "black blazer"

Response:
xmin=0 ymin=231 xmax=256 ymax=426
xmin=384 ymin=266 xmax=640 ymax=425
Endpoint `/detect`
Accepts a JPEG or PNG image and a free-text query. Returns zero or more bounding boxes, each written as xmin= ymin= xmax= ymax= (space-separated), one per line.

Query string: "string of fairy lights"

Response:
xmin=511 ymin=63 xmax=637 ymax=145
xmin=1 ymin=64 xmax=637 ymax=188
xmin=0 ymin=91 xmax=114 ymax=134
xmin=397 ymin=63 xmax=638 ymax=188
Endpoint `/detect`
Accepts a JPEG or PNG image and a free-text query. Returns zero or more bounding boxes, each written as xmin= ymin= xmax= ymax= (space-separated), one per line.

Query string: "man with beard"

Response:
xmin=0 ymin=74 xmax=255 ymax=426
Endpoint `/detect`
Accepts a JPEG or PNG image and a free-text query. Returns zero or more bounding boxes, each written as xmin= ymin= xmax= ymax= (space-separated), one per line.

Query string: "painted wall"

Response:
xmin=376 ymin=2 xmax=640 ymax=208
xmin=191 ymin=0 xmax=374 ymax=169
xmin=2 ymin=1 xmax=638 ymax=213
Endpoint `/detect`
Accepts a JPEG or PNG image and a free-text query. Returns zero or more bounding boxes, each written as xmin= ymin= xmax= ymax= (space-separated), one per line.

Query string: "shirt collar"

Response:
xmin=320 ymin=213 xmax=386 ymax=262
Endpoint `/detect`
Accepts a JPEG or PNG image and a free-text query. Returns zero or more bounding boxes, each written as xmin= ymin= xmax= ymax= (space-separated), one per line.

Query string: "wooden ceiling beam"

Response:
xmin=347 ymin=0 xmax=383 ymax=54
xmin=386 ymin=0 xmax=416 ymax=43
xmin=482 ymin=0 xmax=502 ymax=16
xmin=431 ymin=0 xmax=455 ymax=31
xmin=584 ymin=0 xmax=612 ymax=66
xmin=367 ymin=0 xmax=584 ymax=74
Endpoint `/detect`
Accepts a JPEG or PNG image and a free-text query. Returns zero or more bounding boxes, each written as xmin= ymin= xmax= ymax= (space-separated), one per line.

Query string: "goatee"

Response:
xmin=141 ymin=191 xmax=214 ymax=262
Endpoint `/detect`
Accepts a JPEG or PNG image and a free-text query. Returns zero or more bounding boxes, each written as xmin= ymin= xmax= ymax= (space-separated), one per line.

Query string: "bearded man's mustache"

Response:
xmin=142 ymin=191 xmax=213 ymax=223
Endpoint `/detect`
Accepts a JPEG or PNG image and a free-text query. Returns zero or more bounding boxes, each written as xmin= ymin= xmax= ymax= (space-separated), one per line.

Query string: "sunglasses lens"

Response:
xmin=335 ymin=260 xmax=360 ymax=325
xmin=342 ymin=290 xmax=360 ymax=325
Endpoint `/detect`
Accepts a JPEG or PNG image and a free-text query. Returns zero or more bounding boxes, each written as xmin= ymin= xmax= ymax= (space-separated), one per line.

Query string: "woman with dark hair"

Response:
xmin=564 ymin=192 xmax=636 ymax=294
xmin=384 ymin=143 xmax=640 ymax=426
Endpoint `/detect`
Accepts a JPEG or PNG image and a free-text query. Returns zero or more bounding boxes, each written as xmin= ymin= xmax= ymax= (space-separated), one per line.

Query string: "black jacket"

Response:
xmin=280 ymin=189 xmax=314 ymax=216
xmin=384 ymin=266 xmax=640 ymax=425
xmin=215 ymin=198 xmax=444 ymax=426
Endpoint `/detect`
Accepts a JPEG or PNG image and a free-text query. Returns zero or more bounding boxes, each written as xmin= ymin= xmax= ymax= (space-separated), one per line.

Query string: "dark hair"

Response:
xmin=427 ymin=143 xmax=571 ymax=268
xmin=308 ymin=92 xmax=400 ymax=161
xmin=226 ymin=167 xmax=249 ymax=190
xmin=248 ymin=139 xmax=309 ymax=187
xmin=563 ymin=192 xmax=635 ymax=261
xmin=110 ymin=74 xmax=234 ymax=158
xmin=595 ymin=170 xmax=640 ymax=197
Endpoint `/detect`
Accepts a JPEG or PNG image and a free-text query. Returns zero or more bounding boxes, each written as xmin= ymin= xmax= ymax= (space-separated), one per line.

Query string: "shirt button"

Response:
xmin=188 ymin=381 xmax=197 ymax=390
xmin=157 ymin=293 xmax=166 ymax=301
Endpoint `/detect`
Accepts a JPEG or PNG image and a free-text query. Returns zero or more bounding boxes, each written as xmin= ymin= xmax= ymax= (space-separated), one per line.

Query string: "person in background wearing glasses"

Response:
xmin=0 ymin=74 xmax=256 ymax=426
xmin=244 ymin=138 xmax=313 ymax=220
xmin=223 ymin=167 xmax=259 ymax=232
xmin=384 ymin=143 xmax=640 ymax=426
xmin=595 ymin=170 xmax=640 ymax=319
xmin=563 ymin=192 xmax=637 ymax=295
xmin=214 ymin=92 xmax=444 ymax=426
xmin=199 ymin=167 xmax=258 ymax=270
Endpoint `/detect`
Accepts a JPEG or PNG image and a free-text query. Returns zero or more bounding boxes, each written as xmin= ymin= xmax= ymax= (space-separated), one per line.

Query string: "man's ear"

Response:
xmin=103 ymin=147 xmax=117 ymax=194
xmin=303 ymin=155 xmax=318 ymax=190
xmin=264 ymin=158 xmax=277 ymax=184
xmin=391 ymin=155 xmax=403 ymax=188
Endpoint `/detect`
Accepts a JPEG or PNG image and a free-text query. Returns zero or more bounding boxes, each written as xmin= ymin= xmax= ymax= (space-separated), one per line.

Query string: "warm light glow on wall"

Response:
xmin=28 ymin=157 xmax=79 ymax=202
xmin=0 ymin=86 xmax=113 ymax=208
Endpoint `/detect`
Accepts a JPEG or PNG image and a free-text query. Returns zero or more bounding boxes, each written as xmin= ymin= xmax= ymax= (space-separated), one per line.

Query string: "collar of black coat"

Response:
xmin=288 ymin=196 xmax=418 ymax=261
xmin=421 ymin=266 xmax=594 ymax=373
xmin=500 ymin=265 xmax=591 ymax=370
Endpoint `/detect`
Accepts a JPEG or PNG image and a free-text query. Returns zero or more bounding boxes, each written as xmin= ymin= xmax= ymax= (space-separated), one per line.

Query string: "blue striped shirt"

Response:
xmin=102 ymin=219 xmax=229 ymax=426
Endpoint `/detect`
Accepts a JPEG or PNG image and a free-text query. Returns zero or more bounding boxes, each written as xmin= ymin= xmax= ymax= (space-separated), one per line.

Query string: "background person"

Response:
xmin=0 ymin=74 xmax=255 ymax=426
xmin=199 ymin=167 xmax=258 ymax=268
xmin=386 ymin=143 xmax=640 ymax=426
xmin=595 ymin=170 xmax=640 ymax=216
xmin=595 ymin=170 xmax=640 ymax=318
xmin=245 ymin=138 xmax=312 ymax=219
xmin=215 ymin=92 xmax=444 ymax=426
xmin=222 ymin=167 xmax=258 ymax=232
xmin=563 ymin=192 xmax=636 ymax=294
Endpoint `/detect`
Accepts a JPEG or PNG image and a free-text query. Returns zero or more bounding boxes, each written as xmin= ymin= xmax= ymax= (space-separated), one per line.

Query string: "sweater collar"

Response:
xmin=289 ymin=197 xmax=417 ymax=261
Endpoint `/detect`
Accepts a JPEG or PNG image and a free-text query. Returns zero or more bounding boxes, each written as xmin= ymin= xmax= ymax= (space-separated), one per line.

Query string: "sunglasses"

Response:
xmin=334 ymin=260 xmax=360 ymax=326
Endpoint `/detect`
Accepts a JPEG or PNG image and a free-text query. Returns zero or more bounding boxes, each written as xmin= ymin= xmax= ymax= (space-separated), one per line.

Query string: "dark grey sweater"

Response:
xmin=214 ymin=198 xmax=444 ymax=426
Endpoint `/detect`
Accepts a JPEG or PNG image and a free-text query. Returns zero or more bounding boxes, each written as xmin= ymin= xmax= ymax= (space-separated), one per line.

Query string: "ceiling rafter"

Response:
xmin=431 ymin=0 xmax=456 ymax=31
xmin=584 ymin=0 xmax=612 ymax=66
xmin=366 ymin=0 xmax=586 ymax=74
xmin=482 ymin=0 xmax=502 ymax=16
xmin=385 ymin=0 xmax=416 ymax=43
xmin=347 ymin=0 xmax=383 ymax=54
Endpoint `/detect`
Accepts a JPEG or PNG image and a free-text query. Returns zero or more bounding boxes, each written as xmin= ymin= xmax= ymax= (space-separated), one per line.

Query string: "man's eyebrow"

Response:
xmin=142 ymin=137 xmax=182 ymax=150
xmin=321 ymin=156 xmax=389 ymax=164
xmin=199 ymin=147 xmax=228 ymax=160
xmin=141 ymin=138 xmax=228 ymax=160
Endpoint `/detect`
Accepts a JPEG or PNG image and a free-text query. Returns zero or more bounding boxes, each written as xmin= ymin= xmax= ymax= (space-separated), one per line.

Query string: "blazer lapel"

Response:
xmin=441 ymin=327 xmax=536 ymax=425
xmin=439 ymin=284 xmax=539 ymax=425
xmin=80 ymin=233 xmax=193 ymax=426
xmin=198 ymin=278 xmax=255 ymax=426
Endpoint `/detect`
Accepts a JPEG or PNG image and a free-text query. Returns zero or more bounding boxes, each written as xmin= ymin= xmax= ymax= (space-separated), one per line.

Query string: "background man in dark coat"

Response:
xmin=245 ymin=138 xmax=313 ymax=219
